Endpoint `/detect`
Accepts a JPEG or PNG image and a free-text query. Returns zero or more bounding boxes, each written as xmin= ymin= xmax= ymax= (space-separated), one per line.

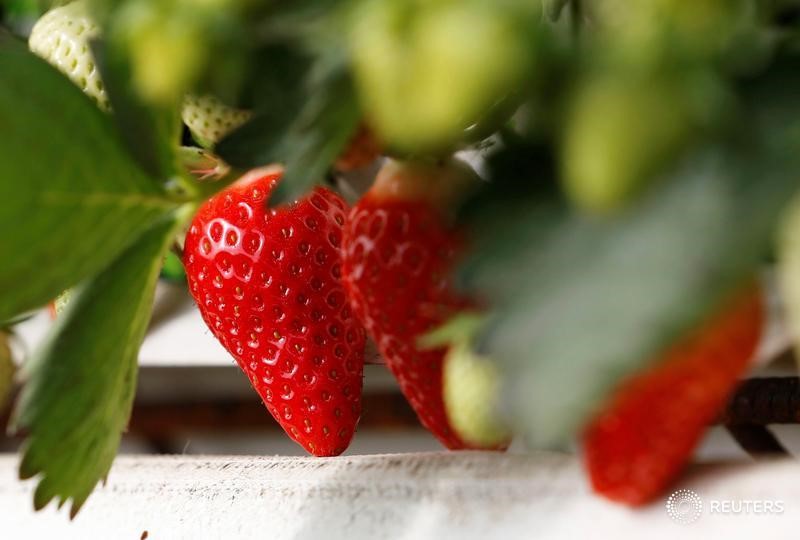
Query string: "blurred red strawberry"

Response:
xmin=342 ymin=158 xmax=506 ymax=449
xmin=583 ymin=284 xmax=763 ymax=505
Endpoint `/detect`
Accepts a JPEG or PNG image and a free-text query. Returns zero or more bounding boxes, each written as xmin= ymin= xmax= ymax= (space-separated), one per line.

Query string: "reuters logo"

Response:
xmin=666 ymin=489 xmax=703 ymax=525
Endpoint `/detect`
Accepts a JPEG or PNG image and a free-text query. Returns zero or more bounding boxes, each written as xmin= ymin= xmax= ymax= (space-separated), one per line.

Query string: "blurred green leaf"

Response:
xmin=543 ymin=0 xmax=570 ymax=22
xmin=0 ymin=32 xmax=180 ymax=321
xmin=463 ymin=141 xmax=800 ymax=448
xmin=92 ymin=38 xmax=182 ymax=183
xmin=235 ymin=41 xmax=316 ymax=108
xmin=271 ymin=66 xmax=360 ymax=205
xmin=2 ymin=0 xmax=64 ymax=35
xmin=11 ymin=211 xmax=187 ymax=517
xmin=218 ymin=59 xmax=360 ymax=205
xmin=212 ymin=43 xmax=313 ymax=163
xmin=458 ymin=54 xmax=800 ymax=447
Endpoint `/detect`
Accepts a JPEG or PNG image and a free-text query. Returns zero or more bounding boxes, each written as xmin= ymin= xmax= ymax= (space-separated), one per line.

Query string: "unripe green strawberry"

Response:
xmin=443 ymin=343 xmax=510 ymax=448
xmin=561 ymin=74 xmax=691 ymax=213
xmin=350 ymin=0 xmax=537 ymax=153
xmin=182 ymin=94 xmax=252 ymax=148
xmin=592 ymin=0 xmax=748 ymax=62
xmin=28 ymin=1 xmax=108 ymax=109
xmin=112 ymin=0 xmax=207 ymax=105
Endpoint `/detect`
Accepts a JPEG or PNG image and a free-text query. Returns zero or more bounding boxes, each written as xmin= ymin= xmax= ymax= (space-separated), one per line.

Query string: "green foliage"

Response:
xmin=11 ymin=211 xmax=189 ymax=517
xmin=160 ymin=250 xmax=185 ymax=281
xmin=460 ymin=77 xmax=800 ymax=443
xmin=0 ymin=31 xmax=181 ymax=321
xmin=218 ymin=56 xmax=360 ymax=205
xmin=2 ymin=0 xmax=65 ymax=33
xmin=91 ymin=37 xmax=182 ymax=183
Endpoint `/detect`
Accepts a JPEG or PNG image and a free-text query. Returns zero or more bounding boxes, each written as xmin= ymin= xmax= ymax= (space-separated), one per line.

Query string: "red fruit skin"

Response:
xmin=582 ymin=285 xmax=763 ymax=505
xmin=335 ymin=124 xmax=381 ymax=172
xmin=343 ymin=194 xmax=499 ymax=450
xmin=183 ymin=171 xmax=365 ymax=456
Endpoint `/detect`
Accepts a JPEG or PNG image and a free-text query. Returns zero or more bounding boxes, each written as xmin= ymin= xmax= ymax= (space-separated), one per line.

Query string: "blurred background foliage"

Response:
xmin=3 ymin=0 xmax=800 ymax=511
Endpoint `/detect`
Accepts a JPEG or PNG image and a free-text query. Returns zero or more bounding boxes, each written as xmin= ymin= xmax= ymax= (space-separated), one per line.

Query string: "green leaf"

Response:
xmin=91 ymin=38 xmax=182 ymax=183
xmin=543 ymin=0 xmax=570 ymax=22
xmin=11 ymin=210 xmax=188 ymax=517
xmin=0 ymin=32 xmax=180 ymax=321
xmin=462 ymin=140 xmax=800 ymax=447
xmin=213 ymin=44 xmax=313 ymax=166
xmin=217 ymin=57 xmax=360 ymax=205
xmin=271 ymin=66 xmax=360 ymax=205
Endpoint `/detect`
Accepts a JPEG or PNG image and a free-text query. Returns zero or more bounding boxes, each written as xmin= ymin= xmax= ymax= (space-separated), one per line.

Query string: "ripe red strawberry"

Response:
xmin=342 ymin=158 xmax=503 ymax=449
xmin=582 ymin=284 xmax=763 ymax=505
xmin=183 ymin=168 xmax=366 ymax=456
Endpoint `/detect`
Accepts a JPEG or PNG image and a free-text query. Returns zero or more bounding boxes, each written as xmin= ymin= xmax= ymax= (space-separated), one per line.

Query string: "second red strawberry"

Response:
xmin=342 ymin=158 xmax=507 ymax=450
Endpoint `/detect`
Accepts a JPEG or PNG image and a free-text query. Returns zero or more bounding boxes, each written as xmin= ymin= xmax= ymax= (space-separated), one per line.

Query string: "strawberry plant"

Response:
xmin=2 ymin=0 xmax=800 ymax=517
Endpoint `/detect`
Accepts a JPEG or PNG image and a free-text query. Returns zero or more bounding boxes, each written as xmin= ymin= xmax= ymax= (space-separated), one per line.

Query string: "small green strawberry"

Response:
xmin=561 ymin=74 xmax=691 ymax=213
xmin=182 ymin=94 xmax=252 ymax=148
xmin=349 ymin=0 xmax=537 ymax=152
xmin=443 ymin=342 xmax=510 ymax=448
xmin=28 ymin=1 xmax=108 ymax=110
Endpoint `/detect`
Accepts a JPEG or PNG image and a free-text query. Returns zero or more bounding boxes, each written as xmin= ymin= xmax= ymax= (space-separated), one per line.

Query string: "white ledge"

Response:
xmin=1 ymin=453 xmax=799 ymax=539
xmin=12 ymin=272 xmax=790 ymax=369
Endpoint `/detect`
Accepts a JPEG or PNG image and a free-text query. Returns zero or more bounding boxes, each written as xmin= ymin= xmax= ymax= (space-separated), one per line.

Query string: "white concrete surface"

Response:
xmin=1 ymin=453 xmax=799 ymax=539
